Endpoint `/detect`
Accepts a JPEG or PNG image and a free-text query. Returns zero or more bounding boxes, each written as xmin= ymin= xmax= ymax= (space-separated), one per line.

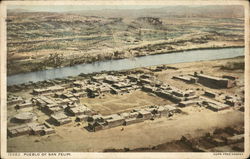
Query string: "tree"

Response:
xmin=45 ymin=53 xmax=64 ymax=67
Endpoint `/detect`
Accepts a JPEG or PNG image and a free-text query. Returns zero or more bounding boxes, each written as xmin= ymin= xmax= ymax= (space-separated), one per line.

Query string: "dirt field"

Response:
xmin=7 ymin=106 xmax=243 ymax=152
xmin=81 ymin=90 xmax=173 ymax=115
xmin=104 ymin=124 xmax=244 ymax=152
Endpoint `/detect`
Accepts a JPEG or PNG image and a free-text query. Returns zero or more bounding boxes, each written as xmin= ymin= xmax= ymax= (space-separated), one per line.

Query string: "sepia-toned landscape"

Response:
xmin=7 ymin=5 xmax=244 ymax=75
xmin=6 ymin=5 xmax=245 ymax=153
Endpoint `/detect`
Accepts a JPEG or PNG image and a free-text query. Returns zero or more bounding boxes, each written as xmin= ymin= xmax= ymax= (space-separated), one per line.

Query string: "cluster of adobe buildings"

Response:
xmin=86 ymin=104 xmax=180 ymax=132
xmin=8 ymin=112 xmax=55 ymax=137
xmin=172 ymin=72 xmax=236 ymax=89
xmin=7 ymin=70 xmax=244 ymax=136
xmin=172 ymin=72 xmax=243 ymax=111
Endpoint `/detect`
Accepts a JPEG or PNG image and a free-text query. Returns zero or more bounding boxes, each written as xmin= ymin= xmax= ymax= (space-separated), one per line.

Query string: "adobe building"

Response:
xmin=91 ymin=74 xmax=107 ymax=82
xmin=28 ymin=122 xmax=55 ymax=135
xmin=224 ymin=95 xmax=243 ymax=107
xmin=178 ymin=100 xmax=201 ymax=107
xmin=12 ymin=112 xmax=37 ymax=123
xmin=201 ymin=97 xmax=230 ymax=112
xmin=87 ymin=114 xmax=104 ymax=122
xmin=172 ymin=75 xmax=198 ymax=84
xmin=138 ymin=110 xmax=152 ymax=120
xmin=195 ymin=73 xmax=236 ymax=89
xmin=73 ymin=81 xmax=87 ymax=88
xmin=124 ymin=117 xmax=144 ymax=125
xmin=34 ymin=96 xmax=57 ymax=108
xmin=15 ymin=99 xmax=34 ymax=109
xmin=44 ymin=103 xmax=64 ymax=115
xmin=7 ymin=95 xmax=23 ymax=105
xmin=157 ymin=106 xmax=170 ymax=117
xmin=8 ymin=122 xmax=55 ymax=137
xmin=163 ymin=105 xmax=180 ymax=114
xmin=86 ymin=85 xmax=100 ymax=98
xmin=33 ymin=85 xmax=64 ymax=95
xmin=104 ymin=75 xmax=120 ymax=84
xmin=67 ymin=104 xmax=92 ymax=116
xmin=99 ymin=84 xmax=112 ymax=94
xmin=33 ymin=88 xmax=49 ymax=95
xmin=204 ymin=91 xmax=218 ymax=98
xmin=75 ymin=114 xmax=89 ymax=122
xmin=8 ymin=124 xmax=32 ymax=137
xmin=142 ymin=84 xmax=156 ymax=93
xmin=105 ymin=114 xmax=125 ymax=128
xmin=87 ymin=121 xmax=108 ymax=132
xmin=50 ymin=113 xmax=71 ymax=126
xmin=61 ymin=93 xmax=74 ymax=99
xmin=127 ymin=74 xmax=140 ymax=82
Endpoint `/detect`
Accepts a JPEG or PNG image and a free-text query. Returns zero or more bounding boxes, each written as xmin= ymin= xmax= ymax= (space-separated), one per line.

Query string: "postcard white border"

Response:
xmin=1 ymin=1 xmax=249 ymax=159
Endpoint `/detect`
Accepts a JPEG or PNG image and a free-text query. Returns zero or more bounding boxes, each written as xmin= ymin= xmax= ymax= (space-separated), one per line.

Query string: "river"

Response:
xmin=7 ymin=47 xmax=244 ymax=86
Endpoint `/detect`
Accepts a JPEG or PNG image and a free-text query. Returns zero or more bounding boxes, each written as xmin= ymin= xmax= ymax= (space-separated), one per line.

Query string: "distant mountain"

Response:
xmin=7 ymin=8 xmax=33 ymax=13
xmin=69 ymin=5 xmax=244 ymax=18
xmin=7 ymin=5 xmax=244 ymax=19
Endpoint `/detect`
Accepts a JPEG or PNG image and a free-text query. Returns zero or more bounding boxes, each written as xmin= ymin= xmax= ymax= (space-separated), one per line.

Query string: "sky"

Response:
xmin=7 ymin=5 xmax=167 ymax=12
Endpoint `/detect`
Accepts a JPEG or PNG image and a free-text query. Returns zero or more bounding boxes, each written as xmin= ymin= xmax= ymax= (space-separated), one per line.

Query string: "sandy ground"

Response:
xmin=7 ymin=107 xmax=243 ymax=152
xmin=155 ymin=57 xmax=244 ymax=96
xmin=81 ymin=90 xmax=173 ymax=115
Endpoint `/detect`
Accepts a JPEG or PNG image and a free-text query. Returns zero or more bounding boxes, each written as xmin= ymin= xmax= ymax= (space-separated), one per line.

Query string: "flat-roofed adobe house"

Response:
xmin=105 ymin=114 xmax=125 ymax=128
xmin=50 ymin=113 xmax=71 ymax=126
xmin=195 ymin=73 xmax=236 ymax=88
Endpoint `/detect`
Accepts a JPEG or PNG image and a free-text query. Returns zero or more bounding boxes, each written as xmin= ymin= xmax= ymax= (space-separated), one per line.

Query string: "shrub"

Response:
xmin=220 ymin=61 xmax=244 ymax=70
